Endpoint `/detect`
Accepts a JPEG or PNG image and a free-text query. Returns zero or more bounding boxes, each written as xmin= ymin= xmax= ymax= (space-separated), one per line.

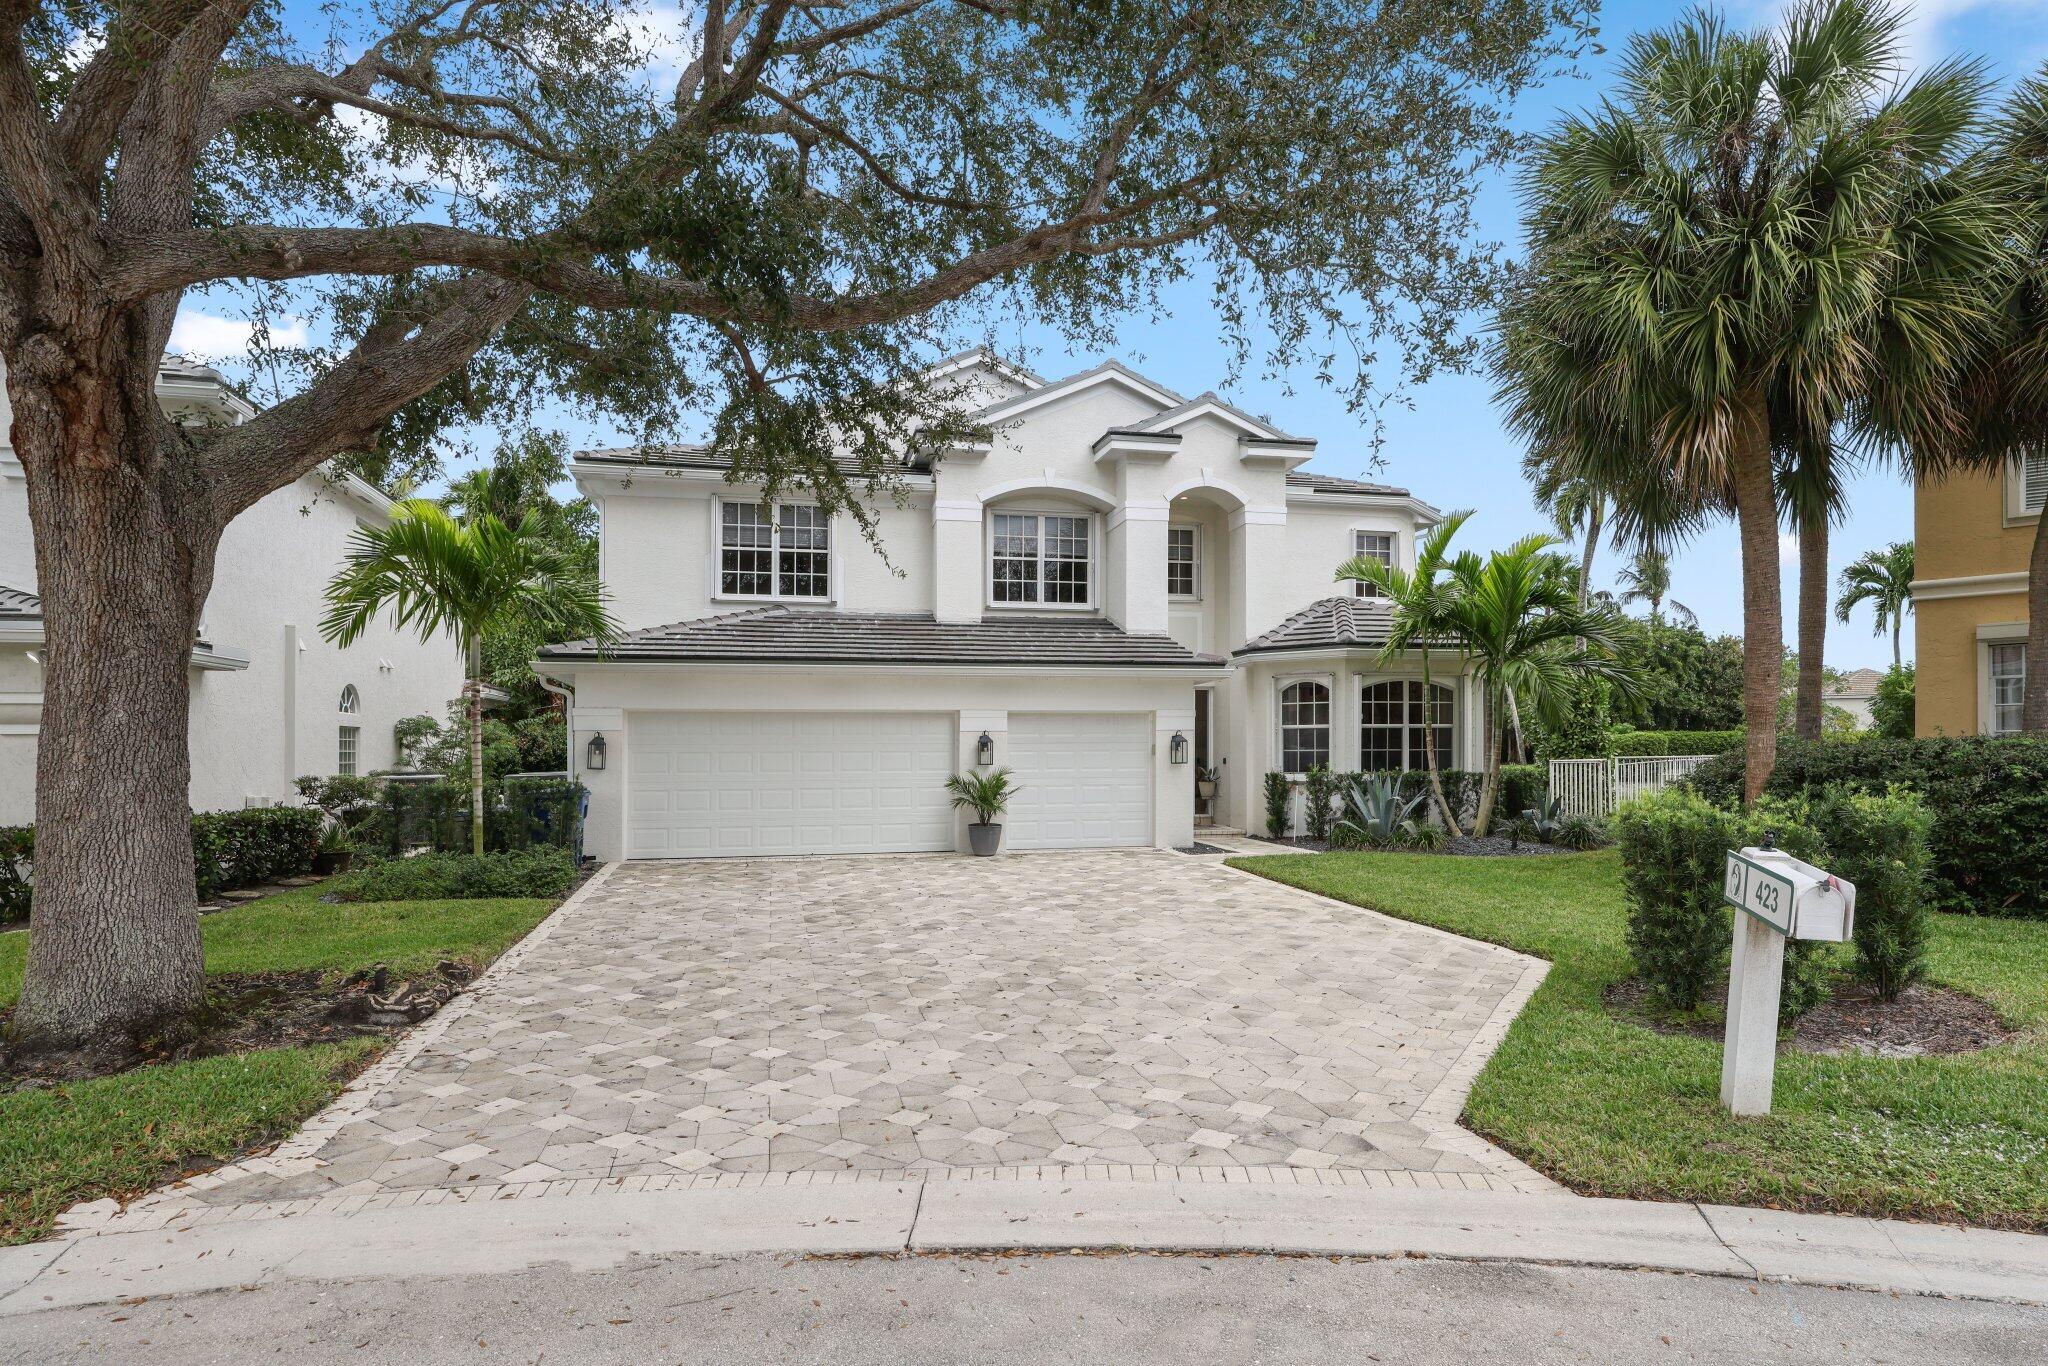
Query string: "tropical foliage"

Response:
xmin=1835 ymin=542 xmax=1917 ymax=671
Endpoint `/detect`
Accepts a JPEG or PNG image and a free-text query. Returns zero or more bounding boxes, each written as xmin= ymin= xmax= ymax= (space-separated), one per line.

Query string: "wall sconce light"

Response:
xmin=1169 ymin=731 xmax=1189 ymax=765
xmin=585 ymin=733 xmax=607 ymax=771
xmin=976 ymin=731 xmax=995 ymax=767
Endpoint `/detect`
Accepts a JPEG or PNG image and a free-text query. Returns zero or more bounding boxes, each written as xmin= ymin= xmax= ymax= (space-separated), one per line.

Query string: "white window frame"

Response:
xmin=1979 ymin=626 xmax=2028 ymax=735
xmin=1350 ymin=529 xmax=1396 ymax=599
xmin=2006 ymin=448 xmax=2048 ymax=524
xmin=712 ymin=497 xmax=835 ymax=603
xmin=338 ymin=683 xmax=360 ymax=714
xmin=1358 ymin=677 xmax=1456 ymax=773
xmin=1274 ymin=673 xmax=1335 ymax=777
xmin=984 ymin=506 xmax=1098 ymax=612
xmin=338 ymin=725 xmax=360 ymax=777
xmin=1167 ymin=523 xmax=1200 ymax=601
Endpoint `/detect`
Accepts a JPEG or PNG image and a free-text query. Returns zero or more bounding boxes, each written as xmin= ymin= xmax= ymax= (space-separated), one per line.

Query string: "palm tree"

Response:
xmin=1523 ymin=456 xmax=1608 ymax=605
xmin=1338 ymin=510 xmax=1474 ymax=831
xmin=322 ymin=501 xmax=619 ymax=854
xmin=1442 ymin=535 xmax=1639 ymax=836
xmin=1614 ymin=547 xmax=1699 ymax=628
xmin=1491 ymin=0 xmax=2000 ymax=798
xmin=1836 ymin=542 xmax=1917 ymax=669
xmin=1780 ymin=431 xmax=1857 ymax=740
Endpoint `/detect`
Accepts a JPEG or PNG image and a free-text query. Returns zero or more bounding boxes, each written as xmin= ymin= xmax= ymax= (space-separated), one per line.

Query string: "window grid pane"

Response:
xmin=1991 ymin=643 xmax=2027 ymax=735
xmin=1167 ymin=526 xmax=1197 ymax=597
xmin=1360 ymin=679 xmax=1453 ymax=772
xmin=1042 ymin=516 xmax=1090 ymax=604
xmin=776 ymin=505 xmax=830 ymax=599
xmin=338 ymin=726 xmax=360 ymax=777
xmin=721 ymin=501 xmax=774 ymax=596
xmin=992 ymin=513 xmax=1039 ymax=603
xmin=1280 ymin=681 xmax=1331 ymax=773
xmin=1351 ymin=532 xmax=1394 ymax=599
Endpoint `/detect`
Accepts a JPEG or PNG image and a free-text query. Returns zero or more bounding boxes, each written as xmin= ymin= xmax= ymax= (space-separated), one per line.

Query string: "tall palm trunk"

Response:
xmin=1577 ymin=497 xmax=1604 ymax=606
xmin=1472 ymin=688 xmax=1502 ymax=837
xmin=467 ymin=635 xmax=485 ymax=856
xmin=1505 ymin=689 xmax=1528 ymax=762
xmin=2027 ymin=521 xmax=2048 ymax=733
xmin=1795 ymin=515 xmax=1828 ymax=741
xmin=1891 ymin=615 xmax=1902 ymax=672
xmin=1419 ymin=653 xmax=1458 ymax=833
xmin=1731 ymin=393 xmax=1782 ymax=801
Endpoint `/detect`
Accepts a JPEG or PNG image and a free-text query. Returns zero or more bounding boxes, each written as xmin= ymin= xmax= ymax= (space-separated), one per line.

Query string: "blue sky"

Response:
xmin=169 ymin=1 xmax=2048 ymax=670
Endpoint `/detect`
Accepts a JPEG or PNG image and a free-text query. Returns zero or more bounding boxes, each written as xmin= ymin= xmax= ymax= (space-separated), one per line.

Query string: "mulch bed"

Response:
xmin=1249 ymin=833 xmax=1580 ymax=857
xmin=1606 ymin=976 xmax=2016 ymax=1057
xmin=0 ymin=960 xmax=476 ymax=1092
xmin=1176 ymin=842 xmax=1230 ymax=855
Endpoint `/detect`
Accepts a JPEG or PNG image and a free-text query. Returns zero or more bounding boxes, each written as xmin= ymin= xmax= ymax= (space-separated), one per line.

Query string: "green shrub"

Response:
xmin=1607 ymin=729 xmax=1746 ymax=757
xmin=1395 ymin=768 xmax=1480 ymax=829
xmin=1871 ymin=664 xmax=1915 ymax=740
xmin=1612 ymin=789 xmax=1826 ymax=1013
xmin=328 ymin=848 xmax=579 ymax=902
xmin=0 ymin=824 xmax=30 ymax=923
xmin=1808 ymin=786 xmax=1934 ymax=1000
xmin=1498 ymin=764 xmax=1546 ymax=815
xmin=1554 ymin=813 xmax=1604 ymax=850
xmin=190 ymin=807 xmax=323 ymax=900
xmin=356 ymin=777 xmax=585 ymax=855
xmin=1303 ymin=766 xmax=1337 ymax=842
xmin=1331 ymin=773 xmax=1431 ymax=850
xmin=1688 ymin=736 xmax=2048 ymax=917
xmin=1263 ymin=771 xmax=1291 ymax=838
xmin=1532 ymin=679 xmax=1613 ymax=760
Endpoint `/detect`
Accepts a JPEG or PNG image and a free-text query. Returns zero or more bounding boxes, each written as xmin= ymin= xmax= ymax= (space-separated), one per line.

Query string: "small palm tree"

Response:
xmin=1338 ymin=510 xmax=1473 ymax=830
xmin=323 ymin=501 xmax=619 ymax=854
xmin=1615 ymin=548 xmax=1697 ymax=628
xmin=1444 ymin=535 xmax=1640 ymax=836
xmin=1835 ymin=542 xmax=1917 ymax=670
xmin=945 ymin=769 xmax=1018 ymax=825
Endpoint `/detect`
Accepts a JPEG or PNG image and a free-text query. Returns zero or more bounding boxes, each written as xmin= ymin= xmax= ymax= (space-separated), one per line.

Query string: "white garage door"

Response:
xmin=1004 ymin=713 xmax=1153 ymax=850
xmin=626 ymin=712 xmax=956 ymax=858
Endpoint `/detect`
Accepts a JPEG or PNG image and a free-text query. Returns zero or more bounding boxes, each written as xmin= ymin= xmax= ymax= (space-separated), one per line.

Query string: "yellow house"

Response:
xmin=1911 ymin=454 xmax=2043 ymax=735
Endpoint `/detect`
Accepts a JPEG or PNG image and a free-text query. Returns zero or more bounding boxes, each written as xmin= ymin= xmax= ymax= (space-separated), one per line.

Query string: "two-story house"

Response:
xmin=1912 ymin=451 xmax=2043 ymax=735
xmin=0 ymin=357 xmax=465 ymax=822
xmin=538 ymin=351 xmax=1474 ymax=859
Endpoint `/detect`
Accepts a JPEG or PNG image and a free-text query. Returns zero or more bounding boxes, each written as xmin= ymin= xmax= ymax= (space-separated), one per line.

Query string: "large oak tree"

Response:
xmin=0 ymin=0 xmax=1587 ymax=1050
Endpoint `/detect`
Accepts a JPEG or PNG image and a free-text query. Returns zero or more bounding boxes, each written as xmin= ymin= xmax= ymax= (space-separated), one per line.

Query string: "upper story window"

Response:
xmin=1990 ymin=643 xmax=2027 ymax=735
xmin=721 ymin=501 xmax=830 ymax=599
xmin=338 ymin=684 xmax=360 ymax=714
xmin=991 ymin=511 xmax=1091 ymax=606
xmin=1167 ymin=525 xmax=1199 ymax=599
xmin=1351 ymin=531 xmax=1394 ymax=598
xmin=2008 ymin=448 xmax=2048 ymax=520
xmin=1278 ymin=679 xmax=1331 ymax=773
xmin=1361 ymin=680 xmax=1453 ymax=771
xmin=337 ymin=725 xmax=360 ymax=777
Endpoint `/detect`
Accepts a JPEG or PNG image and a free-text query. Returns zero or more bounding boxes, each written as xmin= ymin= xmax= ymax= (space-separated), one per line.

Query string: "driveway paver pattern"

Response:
xmin=145 ymin=851 xmax=1548 ymax=1216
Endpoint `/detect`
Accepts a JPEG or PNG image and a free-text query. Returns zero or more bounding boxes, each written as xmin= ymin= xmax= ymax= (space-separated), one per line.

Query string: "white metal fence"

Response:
xmin=1547 ymin=755 xmax=1717 ymax=819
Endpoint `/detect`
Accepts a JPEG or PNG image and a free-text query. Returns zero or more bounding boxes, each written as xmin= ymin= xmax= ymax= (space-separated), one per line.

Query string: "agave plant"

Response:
xmin=1520 ymin=795 xmax=1566 ymax=845
xmin=1333 ymin=774 xmax=1432 ymax=849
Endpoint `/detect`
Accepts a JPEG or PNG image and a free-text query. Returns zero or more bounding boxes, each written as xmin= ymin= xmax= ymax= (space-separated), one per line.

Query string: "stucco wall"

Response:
xmin=1913 ymin=463 xmax=2037 ymax=737
xmin=1915 ymin=591 xmax=2028 ymax=737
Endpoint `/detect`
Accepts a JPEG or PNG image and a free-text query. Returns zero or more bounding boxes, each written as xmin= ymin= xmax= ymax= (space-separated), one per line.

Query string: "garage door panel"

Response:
xmin=627 ymin=711 xmax=955 ymax=858
xmin=1005 ymin=713 xmax=1152 ymax=850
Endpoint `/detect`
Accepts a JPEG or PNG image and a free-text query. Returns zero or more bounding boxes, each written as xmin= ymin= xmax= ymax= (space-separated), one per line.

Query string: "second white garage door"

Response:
xmin=1004 ymin=712 xmax=1153 ymax=850
xmin=626 ymin=711 xmax=955 ymax=858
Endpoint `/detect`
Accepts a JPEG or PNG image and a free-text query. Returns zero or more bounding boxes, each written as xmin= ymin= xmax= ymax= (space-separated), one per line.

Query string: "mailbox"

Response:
xmin=1723 ymin=847 xmax=1856 ymax=943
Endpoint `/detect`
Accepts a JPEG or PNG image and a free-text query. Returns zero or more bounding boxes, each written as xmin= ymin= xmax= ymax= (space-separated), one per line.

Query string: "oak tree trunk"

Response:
xmin=8 ymin=350 xmax=219 ymax=1052
xmin=1795 ymin=515 xmax=1828 ymax=742
xmin=1731 ymin=392 xmax=1782 ymax=802
xmin=2027 ymin=518 xmax=2048 ymax=733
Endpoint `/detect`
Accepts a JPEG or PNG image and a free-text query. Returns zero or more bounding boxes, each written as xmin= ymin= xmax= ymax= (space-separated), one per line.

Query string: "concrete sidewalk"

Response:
xmin=5 ymin=1178 xmax=2045 ymax=1315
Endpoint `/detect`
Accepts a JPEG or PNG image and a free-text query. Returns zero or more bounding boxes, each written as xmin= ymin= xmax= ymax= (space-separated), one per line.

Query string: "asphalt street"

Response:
xmin=3 ymin=1250 xmax=2042 ymax=1364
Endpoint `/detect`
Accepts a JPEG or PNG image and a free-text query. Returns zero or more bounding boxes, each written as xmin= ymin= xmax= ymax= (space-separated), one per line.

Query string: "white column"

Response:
xmin=932 ymin=501 xmax=982 ymax=623
xmin=1109 ymin=504 xmax=1170 ymax=634
xmin=1231 ymin=510 xmax=1291 ymax=643
xmin=1155 ymin=705 xmax=1195 ymax=848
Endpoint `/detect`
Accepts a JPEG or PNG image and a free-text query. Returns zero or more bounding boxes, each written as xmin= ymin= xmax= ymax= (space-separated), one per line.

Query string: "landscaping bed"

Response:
xmin=1232 ymin=849 xmax=2048 ymax=1231
xmin=1250 ymin=833 xmax=1576 ymax=857
xmin=0 ymin=878 xmax=563 ymax=1244
xmin=1605 ymin=976 xmax=2015 ymax=1057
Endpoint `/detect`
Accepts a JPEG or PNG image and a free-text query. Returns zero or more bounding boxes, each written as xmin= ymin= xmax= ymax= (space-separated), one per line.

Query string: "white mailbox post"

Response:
xmin=1720 ymin=845 xmax=1856 ymax=1116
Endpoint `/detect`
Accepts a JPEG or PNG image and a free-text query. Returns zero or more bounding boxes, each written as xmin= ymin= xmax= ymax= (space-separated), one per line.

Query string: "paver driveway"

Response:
xmin=126 ymin=851 xmax=1551 ymax=1224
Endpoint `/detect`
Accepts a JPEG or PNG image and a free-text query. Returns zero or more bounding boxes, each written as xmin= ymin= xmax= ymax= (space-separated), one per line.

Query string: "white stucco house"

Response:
xmin=539 ymin=350 xmax=1477 ymax=860
xmin=0 ymin=357 xmax=465 ymax=824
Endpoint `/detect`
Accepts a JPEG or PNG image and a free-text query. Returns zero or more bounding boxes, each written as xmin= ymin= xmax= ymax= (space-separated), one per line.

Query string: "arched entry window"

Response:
xmin=339 ymin=684 xmax=361 ymax=714
xmin=1278 ymin=680 xmax=1331 ymax=773
xmin=1360 ymin=680 xmax=1453 ymax=771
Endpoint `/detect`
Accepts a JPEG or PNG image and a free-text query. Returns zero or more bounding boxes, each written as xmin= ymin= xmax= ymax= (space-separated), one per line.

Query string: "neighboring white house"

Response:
xmin=0 ymin=357 xmax=465 ymax=824
xmin=1826 ymin=667 xmax=1884 ymax=730
xmin=539 ymin=351 xmax=1474 ymax=859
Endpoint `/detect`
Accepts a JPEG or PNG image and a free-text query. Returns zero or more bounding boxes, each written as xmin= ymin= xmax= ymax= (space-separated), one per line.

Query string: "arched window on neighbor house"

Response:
xmin=339 ymin=684 xmax=360 ymax=714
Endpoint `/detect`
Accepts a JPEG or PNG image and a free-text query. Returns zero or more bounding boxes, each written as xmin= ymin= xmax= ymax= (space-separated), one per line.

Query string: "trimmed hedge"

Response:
xmin=1689 ymin=736 xmax=2048 ymax=917
xmin=358 ymin=776 xmax=584 ymax=855
xmin=0 ymin=806 xmax=321 ymax=919
xmin=1498 ymin=764 xmax=1547 ymax=816
xmin=328 ymin=848 xmax=580 ymax=902
xmin=1608 ymin=729 xmax=1745 ymax=757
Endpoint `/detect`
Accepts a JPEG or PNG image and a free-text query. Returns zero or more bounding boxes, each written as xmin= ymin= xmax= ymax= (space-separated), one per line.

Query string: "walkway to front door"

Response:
xmin=117 ymin=852 xmax=1551 ymax=1225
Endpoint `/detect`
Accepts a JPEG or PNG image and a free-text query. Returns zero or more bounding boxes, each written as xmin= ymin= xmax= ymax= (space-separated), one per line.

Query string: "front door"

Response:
xmin=1193 ymin=688 xmax=1212 ymax=819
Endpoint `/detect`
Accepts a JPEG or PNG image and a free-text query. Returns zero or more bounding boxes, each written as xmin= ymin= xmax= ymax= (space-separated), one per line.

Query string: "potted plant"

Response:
xmin=314 ymin=820 xmax=356 ymax=875
xmin=945 ymin=769 xmax=1018 ymax=856
xmin=1196 ymin=765 xmax=1220 ymax=802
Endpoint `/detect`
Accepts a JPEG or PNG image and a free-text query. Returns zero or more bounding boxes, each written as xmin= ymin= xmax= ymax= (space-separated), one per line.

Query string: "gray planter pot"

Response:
xmin=967 ymin=822 xmax=1002 ymax=856
xmin=1196 ymin=780 xmax=1218 ymax=801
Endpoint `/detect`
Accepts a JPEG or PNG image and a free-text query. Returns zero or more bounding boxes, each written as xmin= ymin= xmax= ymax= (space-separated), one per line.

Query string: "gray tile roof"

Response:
xmin=1236 ymin=596 xmax=1403 ymax=656
xmin=1285 ymin=470 xmax=1410 ymax=497
xmin=1134 ymin=391 xmax=1305 ymax=443
xmin=0 ymin=584 xmax=40 ymax=621
xmin=540 ymin=605 xmax=1225 ymax=668
xmin=575 ymin=445 xmax=939 ymax=479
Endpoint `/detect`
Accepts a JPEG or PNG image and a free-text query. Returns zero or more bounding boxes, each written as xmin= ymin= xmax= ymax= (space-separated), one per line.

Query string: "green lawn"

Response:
xmin=1 ymin=884 xmax=559 ymax=1243
xmin=1232 ymin=850 xmax=2048 ymax=1230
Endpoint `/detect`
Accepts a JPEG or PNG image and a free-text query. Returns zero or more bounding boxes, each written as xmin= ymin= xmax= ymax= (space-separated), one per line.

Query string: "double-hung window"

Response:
xmin=991 ymin=512 xmax=1091 ymax=605
xmin=1278 ymin=680 xmax=1331 ymax=773
xmin=720 ymin=501 xmax=830 ymax=599
xmin=1360 ymin=680 xmax=1454 ymax=771
xmin=1167 ymin=525 xmax=1199 ymax=599
xmin=337 ymin=726 xmax=360 ymax=777
xmin=1990 ymin=643 xmax=2027 ymax=735
xmin=2008 ymin=448 xmax=2048 ymax=521
xmin=1350 ymin=531 xmax=1394 ymax=598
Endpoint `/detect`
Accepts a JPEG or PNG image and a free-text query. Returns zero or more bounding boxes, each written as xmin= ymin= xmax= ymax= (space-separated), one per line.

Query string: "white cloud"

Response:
xmin=168 ymin=311 xmax=309 ymax=362
xmin=1779 ymin=530 xmax=1800 ymax=569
